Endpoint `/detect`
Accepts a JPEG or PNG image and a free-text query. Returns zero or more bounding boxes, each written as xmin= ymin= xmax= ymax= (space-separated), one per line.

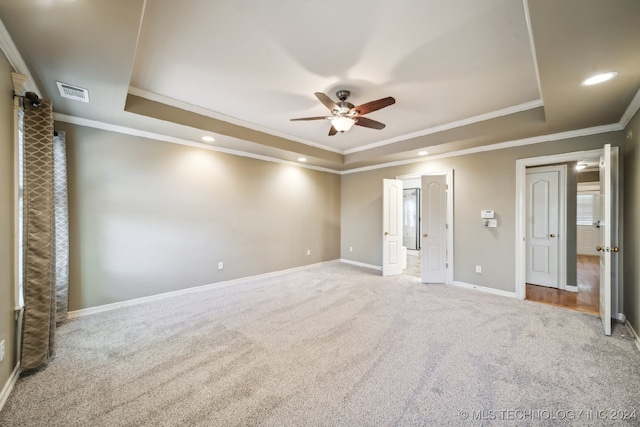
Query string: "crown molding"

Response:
xmin=523 ymin=0 xmax=544 ymax=105
xmin=343 ymin=99 xmax=544 ymax=155
xmin=53 ymin=113 xmax=342 ymax=175
xmin=0 ymin=18 xmax=40 ymax=96
xmin=55 ymin=111 xmax=623 ymax=177
xmin=341 ymin=122 xmax=622 ymax=175
xmin=127 ymin=86 xmax=345 ymax=155
xmin=620 ymin=87 xmax=640 ymax=128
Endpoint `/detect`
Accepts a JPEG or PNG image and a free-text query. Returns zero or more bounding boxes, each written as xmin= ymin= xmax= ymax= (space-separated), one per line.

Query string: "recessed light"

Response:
xmin=298 ymin=157 xmax=307 ymax=162
xmin=581 ymin=71 xmax=617 ymax=86
xmin=201 ymin=136 xmax=215 ymax=142
xmin=418 ymin=151 xmax=429 ymax=156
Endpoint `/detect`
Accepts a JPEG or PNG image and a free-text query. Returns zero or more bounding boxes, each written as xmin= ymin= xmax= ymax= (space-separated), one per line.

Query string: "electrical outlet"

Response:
xmin=349 ymin=246 xmax=353 ymax=252
xmin=218 ymin=261 xmax=223 ymax=270
xmin=0 ymin=340 xmax=5 ymax=363
xmin=475 ymin=265 xmax=482 ymax=273
xmin=307 ymin=249 xmax=311 ymax=256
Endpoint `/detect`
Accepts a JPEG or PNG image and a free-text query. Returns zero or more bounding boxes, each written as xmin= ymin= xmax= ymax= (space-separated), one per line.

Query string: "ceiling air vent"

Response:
xmin=56 ymin=82 xmax=90 ymax=103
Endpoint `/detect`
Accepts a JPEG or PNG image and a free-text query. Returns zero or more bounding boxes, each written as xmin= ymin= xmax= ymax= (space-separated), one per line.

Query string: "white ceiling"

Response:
xmin=130 ymin=0 xmax=539 ymax=152
xmin=0 ymin=0 xmax=639 ymax=171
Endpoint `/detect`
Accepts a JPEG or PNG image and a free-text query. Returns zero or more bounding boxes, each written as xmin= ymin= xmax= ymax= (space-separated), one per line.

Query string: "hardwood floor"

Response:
xmin=526 ymin=255 xmax=600 ymax=315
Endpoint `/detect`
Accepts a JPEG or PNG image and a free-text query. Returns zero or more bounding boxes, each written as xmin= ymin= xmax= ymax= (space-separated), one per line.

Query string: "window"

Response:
xmin=16 ymin=108 xmax=24 ymax=309
xmin=576 ymin=191 xmax=599 ymax=226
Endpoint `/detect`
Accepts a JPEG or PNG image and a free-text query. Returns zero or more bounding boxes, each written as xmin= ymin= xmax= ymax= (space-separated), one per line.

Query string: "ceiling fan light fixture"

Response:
xmin=331 ymin=116 xmax=355 ymax=133
xmin=581 ymin=71 xmax=617 ymax=86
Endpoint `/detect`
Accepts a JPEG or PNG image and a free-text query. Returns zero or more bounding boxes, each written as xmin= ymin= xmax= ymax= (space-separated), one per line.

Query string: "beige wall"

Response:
xmin=57 ymin=122 xmax=341 ymax=310
xmin=0 ymin=53 xmax=16 ymax=393
xmin=623 ymin=110 xmax=640 ymax=336
xmin=342 ymin=133 xmax=623 ymax=293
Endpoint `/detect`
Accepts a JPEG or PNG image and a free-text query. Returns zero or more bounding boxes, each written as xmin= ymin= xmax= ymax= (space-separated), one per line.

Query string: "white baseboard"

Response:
xmin=0 ymin=363 xmax=20 ymax=412
xmin=67 ymin=260 xmax=340 ymax=319
xmin=452 ymin=281 xmax=518 ymax=299
xmin=339 ymin=259 xmax=382 ymax=271
xmin=564 ymin=285 xmax=578 ymax=293
xmin=625 ymin=320 xmax=640 ymax=353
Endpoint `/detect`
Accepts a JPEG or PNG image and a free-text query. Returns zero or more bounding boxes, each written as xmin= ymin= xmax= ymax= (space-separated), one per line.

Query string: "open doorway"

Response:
xmin=401 ymin=177 xmax=422 ymax=278
xmin=523 ymin=157 xmax=601 ymax=314
xmin=517 ymin=146 xmax=621 ymax=337
xmin=398 ymin=171 xmax=454 ymax=284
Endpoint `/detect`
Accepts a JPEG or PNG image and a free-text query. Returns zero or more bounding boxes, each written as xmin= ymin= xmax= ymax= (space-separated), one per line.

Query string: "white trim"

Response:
xmin=451 ymin=281 xmax=517 ymax=299
xmin=565 ymin=285 xmax=578 ymax=293
xmin=620 ymin=87 xmax=640 ymax=127
xmin=0 ymin=20 xmax=40 ymax=95
xmin=522 ymin=0 xmax=544 ymax=104
xmin=339 ymin=259 xmax=382 ymax=271
xmin=128 ymin=86 xmax=345 ymax=155
xmin=625 ymin=321 xmax=640 ymax=353
xmin=344 ymin=100 xmax=544 ymax=155
xmin=0 ymin=363 xmax=20 ymax=412
xmin=341 ymin=123 xmax=621 ymax=175
xmin=131 ymin=87 xmax=547 ymax=158
xmin=67 ymin=260 xmax=339 ymax=319
xmin=515 ymin=148 xmax=605 ymax=300
xmin=53 ymin=113 xmax=341 ymax=175
xmin=53 ymin=113 xmax=623 ymax=177
xmin=11 ymin=73 xmax=29 ymax=96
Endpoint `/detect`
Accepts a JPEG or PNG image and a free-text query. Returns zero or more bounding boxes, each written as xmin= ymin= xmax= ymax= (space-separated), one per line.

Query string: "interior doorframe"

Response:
xmin=515 ymin=148 xmax=604 ymax=299
xmin=397 ymin=169 xmax=454 ymax=285
xmin=525 ymin=164 xmax=568 ymax=290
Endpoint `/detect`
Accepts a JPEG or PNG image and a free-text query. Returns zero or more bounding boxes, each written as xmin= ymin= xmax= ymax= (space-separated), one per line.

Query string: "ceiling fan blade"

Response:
xmin=328 ymin=125 xmax=338 ymax=136
xmin=355 ymin=116 xmax=386 ymax=130
xmin=290 ymin=116 xmax=329 ymax=121
xmin=315 ymin=92 xmax=339 ymax=112
xmin=352 ymin=96 xmax=396 ymax=115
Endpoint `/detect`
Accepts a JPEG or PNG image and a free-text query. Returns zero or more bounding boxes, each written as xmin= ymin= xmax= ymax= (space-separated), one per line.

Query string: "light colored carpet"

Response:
xmin=1 ymin=262 xmax=639 ymax=426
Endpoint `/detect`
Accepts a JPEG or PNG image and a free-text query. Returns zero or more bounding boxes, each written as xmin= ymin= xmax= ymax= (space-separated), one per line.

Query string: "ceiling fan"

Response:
xmin=291 ymin=90 xmax=396 ymax=136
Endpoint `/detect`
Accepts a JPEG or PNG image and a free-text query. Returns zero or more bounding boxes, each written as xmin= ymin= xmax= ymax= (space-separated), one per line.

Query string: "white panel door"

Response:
xmin=421 ymin=175 xmax=447 ymax=283
xmin=382 ymin=179 xmax=404 ymax=276
xmin=598 ymin=144 xmax=618 ymax=336
xmin=526 ymin=168 xmax=560 ymax=287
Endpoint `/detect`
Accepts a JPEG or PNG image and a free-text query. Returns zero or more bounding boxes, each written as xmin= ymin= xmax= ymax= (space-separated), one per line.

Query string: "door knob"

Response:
xmin=612 ymin=247 xmax=619 ymax=252
xmin=384 ymin=232 xmax=389 ymax=236
xmin=423 ymin=233 xmax=428 ymax=237
xmin=596 ymin=246 xmax=603 ymax=252
xmin=550 ymin=234 xmax=556 ymax=238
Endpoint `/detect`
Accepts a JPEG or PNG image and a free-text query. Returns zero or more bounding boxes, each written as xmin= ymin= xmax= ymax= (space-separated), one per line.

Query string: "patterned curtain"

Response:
xmin=20 ymin=100 xmax=69 ymax=371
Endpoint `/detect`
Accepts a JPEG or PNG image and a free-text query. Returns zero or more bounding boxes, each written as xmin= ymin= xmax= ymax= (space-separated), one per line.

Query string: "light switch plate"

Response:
xmin=481 ymin=210 xmax=494 ymax=218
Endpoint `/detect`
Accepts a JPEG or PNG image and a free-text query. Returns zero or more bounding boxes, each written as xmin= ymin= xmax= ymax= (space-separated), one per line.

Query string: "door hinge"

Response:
xmin=445 ymin=223 xmax=449 ymax=229
xmin=446 ymin=263 xmax=449 ymax=268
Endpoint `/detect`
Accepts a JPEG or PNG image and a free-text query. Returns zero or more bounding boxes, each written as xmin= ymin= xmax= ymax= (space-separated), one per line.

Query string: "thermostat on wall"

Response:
xmin=481 ymin=210 xmax=494 ymax=219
